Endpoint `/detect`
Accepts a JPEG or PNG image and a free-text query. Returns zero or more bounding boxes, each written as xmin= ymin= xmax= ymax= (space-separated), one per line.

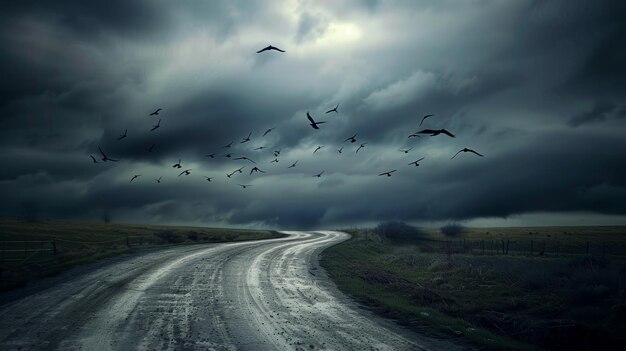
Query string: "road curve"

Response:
xmin=0 ymin=231 xmax=464 ymax=350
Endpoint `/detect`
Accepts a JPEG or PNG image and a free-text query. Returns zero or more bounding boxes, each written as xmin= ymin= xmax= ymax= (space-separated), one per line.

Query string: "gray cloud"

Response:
xmin=1 ymin=0 xmax=625 ymax=228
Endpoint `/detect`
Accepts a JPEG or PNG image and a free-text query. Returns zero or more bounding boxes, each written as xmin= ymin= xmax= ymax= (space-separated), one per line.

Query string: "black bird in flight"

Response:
xmin=451 ymin=148 xmax=484 ymax=159
xmin=418 ymin=129 xmax=455 ymax=137
xmin=263 ymin=128 xmax=274 ymax=136
xmin=150 ymin=108 xmax=162 ymax=116
xmin=150 ymin=119 xmax=161 ymax=131
xmin=240 ymin=132 xmax=252 ymax=143
xmin=90 ymin=155 xmax=98 ymax=163
xmin=250 ymin=167 xmax=266 ymax=175
xmin=178 ymin=169 xmax=192 ymax=176
xmin=408 ymin=133 xmax=421 ymax=138
xmin=313 ymin=145 xmax=324 ymax=154
xmin=173 ymin=159 xmax=182 ymax=168
xmin=130 ymin=174 xmax=141 ymax=183
xmin=418 ymin=114 xmax=434 ymax=127
xmin=400 ymin=147 xmax=413 ymax=154
xmin=307 ymin=112 xmax=326 ymax=129
xmin=238 ymin=184 xmax=252 ymax=189
xmin=408 ymin=157 xmax=425 ymax=167
xmin=223 ymin=141 xmax=233 ymax=148
xmin=338 ymin=147 xmax=343 ymax=154
xmin=204 ymin=176 xmax=213 ymax=182
xmin=356 ymin=143 xmax=367 ymax=153
xmin=224 ymin=153 xmax=235 ymax=158
xmin=226 ymin=171 xmax=235 ymax=178
xmin=98 ymin=146 xmax=119 ymax=162
xmin=256 ymin=45 xmax=285 ymax=53
xmin=326 ymin=104 xmax=339 ymax=114
xmin=117 ymin=129 xmax=128 ymax=140
xmin=205 ymin=153 xmax=216 ymax=158
xmin=344 ymin=133 xmax=357 ymax=143
xmin=155 ymin=177 xmax=162 ymax=183
xmin=148 ymin=144 xmax=155 ymax=152
xmin=313 ymin=171 xmax=324 ymax=178
xmin=378 ymin=170 xmax=397 ymax=177
xmin=234 ymin=156 xmax=256 ymax=164
xmin=288 ymin=160 xmax=298 ymax=168
xmin=234 ymin=166 xmax=245 ymax=174
xmin=273 ymin=150 xmax=281 ymax=157
xmin=270 ymin=158 xmax=279 ymax=163
xmin=254 ymin=146 xmax=267 ymax=151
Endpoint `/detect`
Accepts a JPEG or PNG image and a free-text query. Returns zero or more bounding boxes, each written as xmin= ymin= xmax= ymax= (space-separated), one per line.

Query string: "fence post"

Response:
xmin=52 ymin=238 xmax=57 ymax=255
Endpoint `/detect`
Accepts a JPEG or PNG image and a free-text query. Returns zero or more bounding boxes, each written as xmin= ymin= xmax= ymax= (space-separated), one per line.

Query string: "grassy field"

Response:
xmin=321 ymin=226 xmax=626 ymax=350
xmin=0 ymin=217 xmax=284 ymax=291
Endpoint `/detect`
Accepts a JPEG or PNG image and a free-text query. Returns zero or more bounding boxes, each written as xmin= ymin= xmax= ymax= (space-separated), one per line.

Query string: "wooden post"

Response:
xmin=52 ymin=238 xmax=57 ymax=255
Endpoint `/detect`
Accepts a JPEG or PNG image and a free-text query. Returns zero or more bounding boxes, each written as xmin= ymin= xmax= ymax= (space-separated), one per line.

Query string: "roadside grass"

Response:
xmin=321 ymin=227 xmax=626 ymax=350
xmin=0 ymin=217 xmax=284 ymax=291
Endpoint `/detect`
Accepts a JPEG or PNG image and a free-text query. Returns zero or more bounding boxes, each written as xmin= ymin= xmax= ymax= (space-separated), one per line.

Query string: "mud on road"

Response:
xmin=0 ymin=231 xmax=466 ymax=350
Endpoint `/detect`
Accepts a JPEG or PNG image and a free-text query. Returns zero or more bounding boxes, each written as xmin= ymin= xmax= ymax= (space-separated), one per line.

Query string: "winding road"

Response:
xmin=0 ymin=231 xmax=464 ymax=350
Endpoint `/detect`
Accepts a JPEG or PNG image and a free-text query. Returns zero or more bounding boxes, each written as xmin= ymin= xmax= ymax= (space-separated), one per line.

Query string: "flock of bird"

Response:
xmin=91 ymin=44 xmax=483 ymax=188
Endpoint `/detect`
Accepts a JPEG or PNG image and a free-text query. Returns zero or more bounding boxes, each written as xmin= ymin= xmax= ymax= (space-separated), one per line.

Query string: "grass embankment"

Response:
xmin=0 ymin=217 xmax=284 ymax=291
xmin=321 ymin=227 xmax=626 ymax=350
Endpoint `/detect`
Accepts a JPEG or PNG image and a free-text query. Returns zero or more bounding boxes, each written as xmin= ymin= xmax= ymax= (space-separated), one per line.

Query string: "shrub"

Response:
xmin=154 ymin=230 xmax=184 ymax=243
xmin=375 ymin=221 xmax=425 ymax=243
xmin=440 ymin=223 xmax=465 ymax=237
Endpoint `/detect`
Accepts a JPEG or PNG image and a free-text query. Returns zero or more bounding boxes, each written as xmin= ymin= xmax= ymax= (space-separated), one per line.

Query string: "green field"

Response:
xmin=321 ymin=226 xmax=626 ymax=350
xmin=0 ymin=217 xmax=284 ymax=291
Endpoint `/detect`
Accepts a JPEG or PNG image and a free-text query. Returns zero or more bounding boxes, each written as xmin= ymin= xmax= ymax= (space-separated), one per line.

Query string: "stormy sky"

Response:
xmin=1 ymin=1 xmax=625 ymax=228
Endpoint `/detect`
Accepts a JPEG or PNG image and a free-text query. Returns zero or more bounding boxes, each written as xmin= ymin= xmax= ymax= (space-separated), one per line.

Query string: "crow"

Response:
xmin=240 ymin=132 xmax=252 ymax=143
xmin=178 ymin=169 xmax=192 ymax=176
xmin=418 ymin=129 xmax=455 ymax=137
xmin=234 ymin=156 xmax=256 ymax=164
xmin=326 ymin=104 xmax=339 ymax=114
xmin=400 ymin=147 xmax=413 ymax=154
xmin=270 ymin=158 xmax=279 ymax=163
xmin=223 ymin=153 xmax=235 ymax=158
xmin=150 ymin=119 xmax=161 ymax=131
xmin=254 ymin=146 xmax=267 ymax=151
xmin=288 ymin=160 xmax=298 ymax=168
xmin=263 ymin=128 xmax=275 ymax=136
xmin=223 ymin=141 xmax=233 ymax=148
xmin=307 ymin=112 xmax=326 ymax=129
xmin=117 ymin=129 xmax=128 ymax=140
xmin=155 ymin=177 xmax=162 ymax=183
xmin=150 ymin=108 xmax=162 ymax=116
xmin=356 ymin=143 xmax=367 ymax=153
xmin=273 ymin=150 xmax=281 ymax=157
xmin=451 ymin=148 xmax=484 ymax=159
xmin=418 ymin=114 xmax=434 ymax=127
xmin=313 ymin=145 xmax=324 ymax=154
xmin=130 ymin=174 xmax=141 ymax=183
xmin=378 ymin=170 xmax=397 ymax=177
xmin=344 ymin=133 xmax=357 ymax=143
xmin=256 ymin=45 xmax=285 ymax=53
xmin=204 ymin=176 xmax=213 ymax=182
xmin=313 ymin=171 xmax=324 ymax=178
xmin=237 ymin=184 xmax=252 ymax=189
xmin=98 ymin=146 xmax=119 ymax=162
xmin=205 ymin=153 xmax=216 ymax=158
xmin=173 ymin=159 xmax=182 ymax=168
xmin=408 ymin=157 xmax=425 ymax=167
xmin=338 ymin=147 xmax=343 ymax=154
xmin=250 ymin=167 xmax=265 ymax=175
xmin=148 ymin=144 xmax=155 ymax=152
xmin=90 ymin=155 xmax=98 ymax=163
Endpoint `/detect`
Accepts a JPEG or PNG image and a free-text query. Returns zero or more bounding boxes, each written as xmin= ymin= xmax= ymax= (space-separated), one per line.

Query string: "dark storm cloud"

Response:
xmin=1 ymin=0 xmax=625 ymax=228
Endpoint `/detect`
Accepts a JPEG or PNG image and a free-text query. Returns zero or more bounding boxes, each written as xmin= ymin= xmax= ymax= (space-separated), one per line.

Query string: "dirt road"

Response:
xmin=0 ymin=231 xmax=465 ymax=350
